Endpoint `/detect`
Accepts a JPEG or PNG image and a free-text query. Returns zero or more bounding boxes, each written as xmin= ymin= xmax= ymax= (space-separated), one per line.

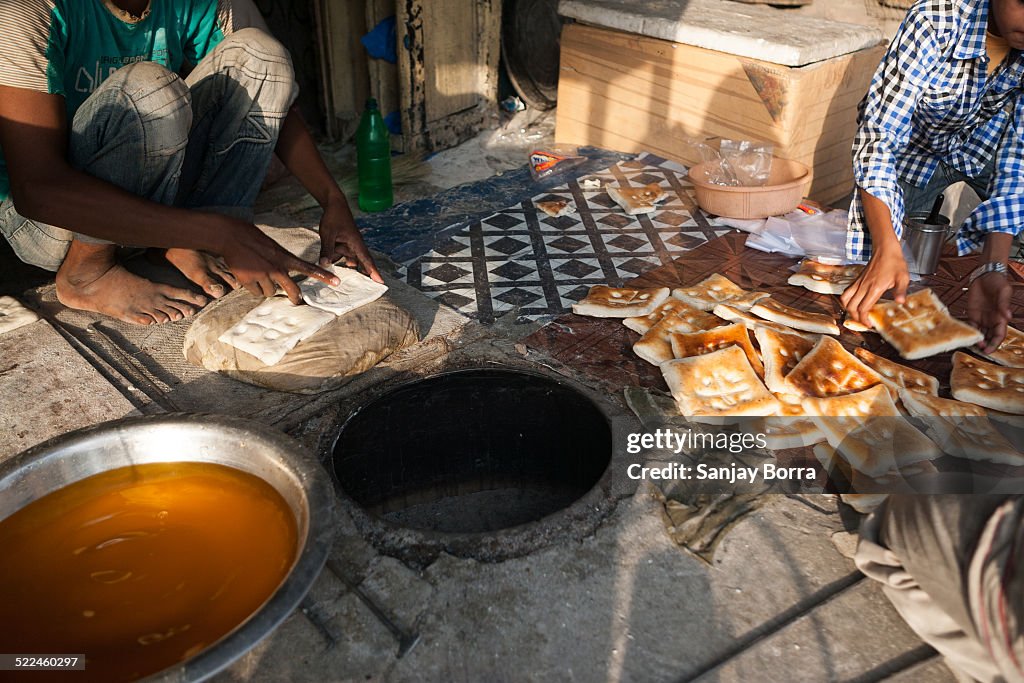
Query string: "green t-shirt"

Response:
xmin=0 ymin=0 xmax=263 ymax=201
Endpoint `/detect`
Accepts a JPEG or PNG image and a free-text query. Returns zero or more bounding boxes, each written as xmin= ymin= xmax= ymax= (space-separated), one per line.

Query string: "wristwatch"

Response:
xmin=966 ymin=261 xmax=1009 ymax=284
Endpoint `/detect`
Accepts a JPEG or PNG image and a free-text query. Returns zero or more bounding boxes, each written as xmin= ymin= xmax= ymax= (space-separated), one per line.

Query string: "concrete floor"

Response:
xmin=0 ymin=105 xmax=957 ymax=683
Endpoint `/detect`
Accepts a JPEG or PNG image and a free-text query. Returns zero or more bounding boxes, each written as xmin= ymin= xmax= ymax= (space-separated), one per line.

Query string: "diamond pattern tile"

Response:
xmin=606 ymin=234 xmax=648 ymax=252
xmin=546 ymin=235 xmax=590 ymax=254
xmin=490 ymin=261 xmax=535 ymax=281
xmin=597 ymin=214 xmax=633 ymax=229
xmin=554 ymin=259 xmax=600 ymax=278
xmin=423 ymin=263 xmax=472 ymax=283
xmin=494 ymin=287 xmax=545 ymax=306
xmin=486 ymin=236 xmax=531 ymax=255
xmin=483 ymin=213 xmax=523 ymax=230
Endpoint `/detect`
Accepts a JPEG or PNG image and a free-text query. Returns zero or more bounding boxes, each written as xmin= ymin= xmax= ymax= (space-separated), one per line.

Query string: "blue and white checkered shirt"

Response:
xmin=848 ymin=0 xmax=1024 ymax=260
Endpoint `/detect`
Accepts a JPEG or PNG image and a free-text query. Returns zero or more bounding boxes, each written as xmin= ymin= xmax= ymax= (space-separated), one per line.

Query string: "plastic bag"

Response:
xmin=529 ymin=145 xmax=585 ymax=181
xmin=685 ymin=138 xmax=774 ymax=187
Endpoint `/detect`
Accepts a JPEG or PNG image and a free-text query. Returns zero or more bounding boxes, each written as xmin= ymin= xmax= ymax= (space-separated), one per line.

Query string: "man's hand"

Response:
xmin=217 ymin=218 xmax=339 ymax=304
xmin=967 ymin=272 xmax=1012 ymax=353
xmin=317 ymin=198 xmax=383 ymax=283
xmin=840 ymin=241 xmax=911 ymax=323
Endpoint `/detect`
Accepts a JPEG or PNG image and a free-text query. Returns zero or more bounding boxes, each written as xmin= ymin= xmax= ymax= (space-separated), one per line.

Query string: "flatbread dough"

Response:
xmin=980 ymin=326 xmax=1024 ymax=368
xmin=300 ymin=265 xmax=389 ymax=315
xmin=606 ymin=183 xmax=668 ymax=214
xmin=572 ymin=285 xmax=671 ymax=318
xmin=784 ymin=336 xmax=883 ymax=398
xmin=661 ymin=346 xmax=779 ymax=418
xmin=623 ymin=299 xmax=720 ymax=335
xmin=803 ymin=385 xmax=943 ymax=477
xmin=750 ymin=299 xmax=840 ymax=335
xmin=867 ymin=289 xmax=983 ymax=360
xmin=535 ymin=199 xmax=576 ymax=217
xmin=754 ymin=327 xmax=815 ymax=396
xmin=218 ymin=297 xmax=336 ymax=366
xmin=668 ymin=323 xmax=764 ymax=377
xmin=950 ymin=351 xmax=1024 ymax=414
xmin=0 ymin=296 xmax=40 ymax=335
xmin=788 ymin=260 xmax=864 ymax=295
xmin=672 ymin=274 xmax=770 ymax=311
xmin=853 ymin=347 xmax=939 ymax=397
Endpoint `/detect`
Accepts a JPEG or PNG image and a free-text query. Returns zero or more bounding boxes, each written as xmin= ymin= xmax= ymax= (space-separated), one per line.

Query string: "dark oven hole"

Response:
xmin=331 ymin=369 xmax=612 ymax=534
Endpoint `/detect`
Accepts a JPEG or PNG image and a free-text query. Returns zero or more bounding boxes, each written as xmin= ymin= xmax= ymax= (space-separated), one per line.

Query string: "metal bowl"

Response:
xmin=0 ymin=414 xmax=335 ymax=682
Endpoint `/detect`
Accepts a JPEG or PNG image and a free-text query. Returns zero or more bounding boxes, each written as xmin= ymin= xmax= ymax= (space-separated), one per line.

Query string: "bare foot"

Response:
xmin=164 ymin=248 xmax=240 ymax=299
xmin=56 ymin=242 xmax=208 ymax=325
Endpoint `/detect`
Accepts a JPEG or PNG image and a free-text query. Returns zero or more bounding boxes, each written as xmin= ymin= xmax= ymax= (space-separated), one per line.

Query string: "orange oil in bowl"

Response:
xmin=0 ymin=462 xmax=298 ymax=682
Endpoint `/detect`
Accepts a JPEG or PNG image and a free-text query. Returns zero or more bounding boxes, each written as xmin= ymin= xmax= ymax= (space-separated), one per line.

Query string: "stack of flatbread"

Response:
xmin=788 ymin=260 xmax=863 ymax=295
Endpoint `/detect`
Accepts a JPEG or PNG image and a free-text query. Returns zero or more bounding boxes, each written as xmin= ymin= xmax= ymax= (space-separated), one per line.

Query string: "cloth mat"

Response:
xmin=395 ymin=153 xmax=730 ymax=324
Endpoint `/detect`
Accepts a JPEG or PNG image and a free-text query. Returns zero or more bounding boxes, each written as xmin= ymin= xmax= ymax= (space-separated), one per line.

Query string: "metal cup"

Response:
xmin=904 ymin=211 xmax=953 ymax=275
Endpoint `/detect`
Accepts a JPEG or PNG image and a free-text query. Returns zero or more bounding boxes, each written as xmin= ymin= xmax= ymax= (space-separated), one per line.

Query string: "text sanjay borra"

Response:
xmin=627 ymin=462 xmax=817 ymax=484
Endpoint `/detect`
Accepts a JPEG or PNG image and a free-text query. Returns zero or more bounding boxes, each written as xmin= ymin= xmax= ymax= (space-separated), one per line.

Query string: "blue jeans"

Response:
xmin=0 ymin=28 xmax=297 ymax=271
xmin=900 ymin=156 xmax=995 ymax=218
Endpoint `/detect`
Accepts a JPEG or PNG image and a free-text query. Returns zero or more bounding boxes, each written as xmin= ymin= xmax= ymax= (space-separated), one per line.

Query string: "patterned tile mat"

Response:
xmin=396 ymin=154 xmax=731 ymax=324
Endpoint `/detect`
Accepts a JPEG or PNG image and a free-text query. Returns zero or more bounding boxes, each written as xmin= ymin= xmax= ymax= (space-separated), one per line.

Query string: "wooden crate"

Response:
xmin=555 ymin=23 xmax=885 ymax=205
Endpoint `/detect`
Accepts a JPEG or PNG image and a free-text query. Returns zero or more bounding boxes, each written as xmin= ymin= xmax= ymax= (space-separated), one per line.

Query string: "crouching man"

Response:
xmin=0 ymin=0 xmax=380 ymax=325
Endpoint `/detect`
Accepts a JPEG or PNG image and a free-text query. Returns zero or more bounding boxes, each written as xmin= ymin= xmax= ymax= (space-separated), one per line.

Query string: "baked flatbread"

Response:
xmin=980 ymin=326 xmax=1024 ymax=368
xmin=633 ymin=309 xmax=723 ymax=365
xmin=843 ymin=318 xmax=872 ymax=333
xmin=0 ymin=295 xmax=40 ymax=335
xmin=899 ymin=388 xmax=1024 ymax=466
xmin=572 ymin=285 xmax=670 ymax=318
xmin=754 ymin=327 xmax=815 ymax=396
xmin=803 ymin=385 xmax=943 ymax=477
xmin=784 ymin=336 xmax=883 ymax=398
xmin=661 ymin=346 xmax=780 ymax=418
xmin=713 ymin=304 xmax=818 ymax=342
xmin=606 ymin=183 xmax=668 ymax=214
xmin=867 ymin=289 xmax=983 ymax=360
xmin=668 ymin=323 xmax=764 ymax=377
xmin=760 ymin=401 xmax=827 ymax=450
xmin=750 ymin=299 xmax=840 ymax=335
xmin=672 ymin=274 xmax=770 ymax=311
xmin=535 ymin=199 xmax=576 ymax=217
xmin=950 ymin=352 xmax=1024 ymax=414
xmin=854 ymin=347 xmax=939 ymax=397
xmin=623 ymin=299 xmax=720 ymax=335
xmin=788 ymin=260 xmax=864 ymax=295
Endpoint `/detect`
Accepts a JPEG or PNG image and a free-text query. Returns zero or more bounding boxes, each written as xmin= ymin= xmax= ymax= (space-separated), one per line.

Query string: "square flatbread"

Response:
xmin=535 ymin=199 xmax=576 ymax=217
xmin=759 ymin=400 xmax=827 ymax=450
xmin=754 ymin=327 xmax=815 ymax=396
xmin=633 ymin=308 xmax=724 ymax=365
xmin=788 ymin=260 xmax=864 ymax=295
xmin=0 ymin=295 xmax=40 ymax=335
xmin=867 ymin=289 xmax=984 ymax=360
xmin=951 ymin=352 xmax=1024 ymax=414
xmin=803 ymin=385 xmax=942 ymax=477
xmin=623 ymin=299 xmax=720 ymax=335
xmin=572 ymin=285 xmax=670 ymax=318
xmin=668 ymin=323 xmax=764 ymax=377
xmin=606 ymin=183 xmax=668 ymax=214
xmin=750 ymin=299 xmax=840 ymax=335
xmin=661 ymin=345 xmax=780 ymax=418
xmin=899 ymin=388 xmax=1024 ymax=466
xmin=784 ymin=336 xmax=883 ymax=398
xmin=672 ymin=274 xmax=770 ymax=312
xmin=218 ymin=297 xmax=336 ymax=366
xmin=713 ymin=304 xmax=818 ymax=342
xmin=980 ymin=326 xmax=1024 ymax=368
xmin=853 ymin=347 xmax=939 ymax=397
xmin=300 ymin=265 xmax=389 ymax=316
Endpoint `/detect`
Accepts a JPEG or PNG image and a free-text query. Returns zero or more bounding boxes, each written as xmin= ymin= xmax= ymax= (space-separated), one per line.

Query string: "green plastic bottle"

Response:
xmin=356 ymin=98 xmax=393 ymax=212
